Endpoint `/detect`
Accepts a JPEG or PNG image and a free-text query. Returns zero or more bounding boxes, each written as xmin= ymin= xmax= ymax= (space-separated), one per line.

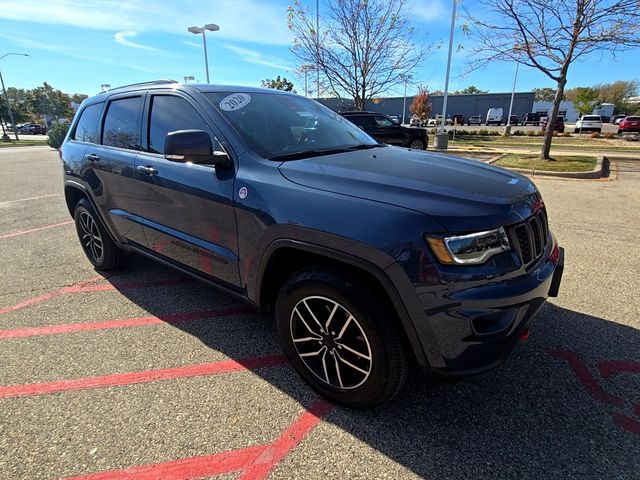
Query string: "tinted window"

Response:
xmin=347 ymin=115 xmax=375 ymax=128
xmin=73 ymin=103 xmax=102 ymax=143
xmin=102 ymin=97 xmax=141 ymax=150
xmin=148 ymin=95 xmax=210 ymax=154
xmin=374 ymin=116 xmax=394 ymax=127
xmin=626 ymin=116 xmax=639 ymax=121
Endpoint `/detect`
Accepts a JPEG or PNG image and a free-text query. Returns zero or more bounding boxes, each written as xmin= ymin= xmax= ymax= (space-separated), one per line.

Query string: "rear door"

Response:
xmin=134 ymin=91 xmax=240 ymax=287
xmin=83 ymin=94 xmax=147 ymax=245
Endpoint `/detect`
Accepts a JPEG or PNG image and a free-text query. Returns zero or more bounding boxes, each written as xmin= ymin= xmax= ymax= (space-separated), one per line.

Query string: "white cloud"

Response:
xmin=182 ymin=40 xmax=203 ymax=49
xmin=114 ymin=31 xmax=159 ymax=51
xmin=225 ymin=44 xmax=293 ymax=71
xmin=0 ymin=0 xmax=293 ymax=45
xmin=408 ymin=0 xmax=447 ymax=22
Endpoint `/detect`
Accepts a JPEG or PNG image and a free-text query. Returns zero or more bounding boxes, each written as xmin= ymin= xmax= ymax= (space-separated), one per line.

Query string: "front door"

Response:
xmin=372 ymin=116 xmax=405 ymax=145
xmin=134 ymin=92 xmax=240 ymax=288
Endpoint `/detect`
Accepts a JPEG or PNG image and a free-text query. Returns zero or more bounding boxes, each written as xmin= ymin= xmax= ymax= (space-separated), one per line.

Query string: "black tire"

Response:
xmin=408 ymin=138 xmax=425 ymax=150
xmin=74 ymin=198 xmax=128 ymax=271
xmin=275 ymin=269 xmax=408 ymax=408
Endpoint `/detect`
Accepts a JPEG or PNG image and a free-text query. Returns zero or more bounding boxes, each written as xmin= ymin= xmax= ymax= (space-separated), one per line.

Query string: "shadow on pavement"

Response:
xmin=107 ymin=256 xmax=640 ymax=479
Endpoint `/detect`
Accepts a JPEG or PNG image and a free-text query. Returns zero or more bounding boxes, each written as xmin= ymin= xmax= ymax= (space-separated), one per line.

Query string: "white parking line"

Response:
xmin=0 ymin=194 xmax=59 ymax=206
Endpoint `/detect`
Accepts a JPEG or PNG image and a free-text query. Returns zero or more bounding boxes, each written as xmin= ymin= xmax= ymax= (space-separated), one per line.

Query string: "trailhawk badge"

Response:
xmin=238 ymin=187 xmax=248 ymax=199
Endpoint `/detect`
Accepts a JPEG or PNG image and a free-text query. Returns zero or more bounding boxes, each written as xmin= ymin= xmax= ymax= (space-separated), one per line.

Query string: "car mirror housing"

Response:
xmin=164 ymin=130 xmax=231 ymax=167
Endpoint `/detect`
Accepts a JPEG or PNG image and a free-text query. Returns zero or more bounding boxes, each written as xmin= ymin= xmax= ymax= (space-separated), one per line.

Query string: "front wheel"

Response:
xmin=74 ymin=198 xmax=128 ymax=270
xmin=408 ymin=138 xmax=425 ymax=150
xmin=276 ymin=270 xmax=408 ymax=408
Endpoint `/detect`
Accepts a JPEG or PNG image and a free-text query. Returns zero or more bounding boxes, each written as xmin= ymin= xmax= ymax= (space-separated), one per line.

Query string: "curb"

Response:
xmin=487 ymin=155 xmax=608 ymax=179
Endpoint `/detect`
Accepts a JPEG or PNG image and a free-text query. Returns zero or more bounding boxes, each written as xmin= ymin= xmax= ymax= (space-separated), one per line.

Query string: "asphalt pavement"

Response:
xmin=0 ymin=146 xmax=638 ymax=479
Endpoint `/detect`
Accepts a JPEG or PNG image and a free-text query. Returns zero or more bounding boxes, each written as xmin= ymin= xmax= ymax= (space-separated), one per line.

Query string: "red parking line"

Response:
xmin=0 ymin=220 xmax=74 ymax=240
xmin=0 ymin=276 xmax=191 ymax=316
xmin=64 ymin=399 xmax=332 ymax=480
xmin=0 ymin=276 xmax=103 ymax=315
xmin=239 ymin=399 xmax=333 ymax=479
xmin=0 ymin=355 xmax=288 ymax=399
xmin=0 ymin=308 xmax=254 ymax=339
xmin=545 ymin=348 xmax=624 ymax=406
xmin=0 ymin=193 xmax=58 ymax=206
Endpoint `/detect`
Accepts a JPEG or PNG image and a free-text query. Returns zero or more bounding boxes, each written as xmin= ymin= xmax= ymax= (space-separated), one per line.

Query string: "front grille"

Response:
xmin=509 ymin=208 xmax=549 ymax=267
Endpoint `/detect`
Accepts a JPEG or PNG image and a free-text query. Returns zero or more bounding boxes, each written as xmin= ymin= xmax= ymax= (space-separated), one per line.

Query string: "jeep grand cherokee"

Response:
xmin=61 ymin=80 xmax=564 ymax=408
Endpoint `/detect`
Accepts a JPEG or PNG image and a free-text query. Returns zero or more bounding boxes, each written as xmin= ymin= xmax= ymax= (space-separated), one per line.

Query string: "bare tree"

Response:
xmin=462 ymin=0 xmax=640 ymax=160
xmin=287 ymin=0 xmax=428 ymax=110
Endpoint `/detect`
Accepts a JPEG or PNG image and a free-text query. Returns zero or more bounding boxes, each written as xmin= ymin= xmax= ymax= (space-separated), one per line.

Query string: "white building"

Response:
xmin=532 ymin=101 xmax=579 ymax=122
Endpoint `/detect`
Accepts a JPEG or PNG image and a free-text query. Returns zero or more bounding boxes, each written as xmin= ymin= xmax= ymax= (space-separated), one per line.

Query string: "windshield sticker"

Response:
xmin=219 ymin=93 xmax=251 ymax=112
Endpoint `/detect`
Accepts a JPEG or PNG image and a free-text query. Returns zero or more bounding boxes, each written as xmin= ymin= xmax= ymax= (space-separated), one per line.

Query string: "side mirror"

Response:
xmin=164 ymin=130 xmax=231 ymax=167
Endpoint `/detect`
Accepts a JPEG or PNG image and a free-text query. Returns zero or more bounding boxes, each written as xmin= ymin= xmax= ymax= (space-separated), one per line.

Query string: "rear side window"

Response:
xmin=73 ymin=103 xmax=102 ymax=143
xmin=348 ymin=115 xmax=375 ymax=128
xmin=147 ymin=95 xmax=209 ymax=154
xmin=375 ymin=116 xmax=394 ymax=127
xmin=102 ymin=97 xmax=142 ymax=150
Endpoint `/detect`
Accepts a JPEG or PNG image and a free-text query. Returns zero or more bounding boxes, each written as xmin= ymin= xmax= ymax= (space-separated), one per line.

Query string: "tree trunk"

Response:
xmin=540 ymin=77 xmax=568 ymax=160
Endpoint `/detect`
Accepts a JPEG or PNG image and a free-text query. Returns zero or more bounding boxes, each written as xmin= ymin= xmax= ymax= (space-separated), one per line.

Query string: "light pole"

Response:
xmin=316 ymin=0 xmax=320 ymax=99
xmin=188 ymin=23 xmax=219 ymax=84
xmin=439 ymin=0 xmax=457 ymax=136
xmin=400 ymin=74 xmax=412 ymax=125
xmin=505 ymin=61 xmax=520 ymax=134
xmin=0 ymin=52 xmax=29 ymax=141
xmin=299 ymin=64 xmax=315 ymax=98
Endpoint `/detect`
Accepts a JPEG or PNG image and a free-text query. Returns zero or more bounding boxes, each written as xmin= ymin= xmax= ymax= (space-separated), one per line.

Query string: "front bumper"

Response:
xmin=409 ymin=244 xmax=564 ymax=377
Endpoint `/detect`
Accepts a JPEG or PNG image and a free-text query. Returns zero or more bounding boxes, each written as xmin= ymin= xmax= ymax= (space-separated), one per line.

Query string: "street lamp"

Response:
xmin=100 ymin=84 xmax=111 ymax=92
xmin=505 ymin=62 xmax=520 ymax=133
xmin=0 ymin=52 xmax=29 ymax=141
xmin=188 ymin=23 xmax=219 ymax=84
xmin=438 ymin=0 xmax=457 ymax=143
xmin=400 ymin=74 xmax=412 ymax=125
xmin=299 ymin=64 xmax=315 ymax=97
xmin=183 ymin=76 xmax=195 ymax=84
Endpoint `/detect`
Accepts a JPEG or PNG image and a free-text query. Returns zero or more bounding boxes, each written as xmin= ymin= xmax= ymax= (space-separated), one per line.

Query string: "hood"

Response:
xmin=278 ymin=146 xmax=540 ymax=232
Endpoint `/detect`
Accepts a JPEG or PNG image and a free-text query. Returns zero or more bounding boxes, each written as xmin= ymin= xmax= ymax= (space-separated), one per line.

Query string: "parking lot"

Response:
xmin=1 ymin=146 xmax=639 ymax=479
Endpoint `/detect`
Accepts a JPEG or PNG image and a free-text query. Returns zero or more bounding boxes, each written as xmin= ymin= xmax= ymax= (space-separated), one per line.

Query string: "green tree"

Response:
xmin=453 ymin=85 xmax=488 ymax=94
xmin=463 ymin=0 xmax=640 ymax=160
xmin=28 ymin=82 xmax=73 ymax=120
xmin=261 ymin=75 xmax=296 ymax=92
xmin=532 ymin=87 xmax=558 ymax=102
xmin=0 ymin=87 xmax=32 ymax=124
xmin=566 ymin=87 xmax=599 ymax=116
xmin=594 ymin=80 xmax=638 ymax=114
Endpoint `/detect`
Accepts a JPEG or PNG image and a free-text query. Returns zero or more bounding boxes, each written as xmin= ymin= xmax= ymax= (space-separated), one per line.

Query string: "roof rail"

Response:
xmin=101 ymin=79 xmax=179 ymax=93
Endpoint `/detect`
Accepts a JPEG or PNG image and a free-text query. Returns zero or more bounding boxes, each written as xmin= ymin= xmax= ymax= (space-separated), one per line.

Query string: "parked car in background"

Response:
xmin=611 ymin=114 xmax=627 ymax=125
xmin=409 ymin=114 xmax=422 ymax=127
xmin=486 ymin=107 xmax=503 ymax=125
xmin=618 ymin=116 xmax=640 ymax=133
xmin=541 ymin=116 xmax=565 ymax=133
xmin=507 ymin=115 xmax=519 ymax=126
xmin=574 ymin=115 xmax=603 ymax=133
xmin=388 ymin=115 xmax=401 ymax=124
xmin=341 ymin=111 xmax=428 ymax=149
xmin=522 ymin=113 xmax=541 ymax=126
xmin=467 ymin=115 xmax=482 ymax=126
xmin=17 ymin=123 xmax=47 ymax=134
xmin=452 ymin=114 xmax=464 ymax=126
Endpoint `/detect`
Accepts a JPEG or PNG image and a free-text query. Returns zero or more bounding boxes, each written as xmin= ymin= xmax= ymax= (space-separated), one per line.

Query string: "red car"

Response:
xmin=618 ymin=116 xmax=640 ymax=133
xmin=541 ymin=116 xmax=565 ymax=133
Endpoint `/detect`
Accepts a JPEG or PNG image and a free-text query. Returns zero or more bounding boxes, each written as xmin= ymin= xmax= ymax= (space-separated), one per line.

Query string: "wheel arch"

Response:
xmin=255 ymin=239 xmax=430 ymax=367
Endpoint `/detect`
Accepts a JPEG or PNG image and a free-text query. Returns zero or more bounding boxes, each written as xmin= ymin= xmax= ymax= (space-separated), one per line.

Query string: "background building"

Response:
xmin=320 ymin=92 xmax=535 ymax=124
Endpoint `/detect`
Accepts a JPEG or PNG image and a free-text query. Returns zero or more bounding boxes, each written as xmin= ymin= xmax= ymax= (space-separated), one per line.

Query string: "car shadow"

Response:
xmin=106 ymin=256 xmax=640 ymax=478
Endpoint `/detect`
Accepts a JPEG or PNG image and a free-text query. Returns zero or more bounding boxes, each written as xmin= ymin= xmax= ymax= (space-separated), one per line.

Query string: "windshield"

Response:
xmin=583 ymin=116 xmax=601 ymax=121
xmin=205 ymin=92 xmax=380 ymax=159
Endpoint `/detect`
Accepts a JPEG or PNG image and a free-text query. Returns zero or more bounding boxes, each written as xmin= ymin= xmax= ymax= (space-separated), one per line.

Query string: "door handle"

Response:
xmin=84 ymin=153 xmax=100 ymax=162
xmin=136 ymin=165 xmax=158 ymax=176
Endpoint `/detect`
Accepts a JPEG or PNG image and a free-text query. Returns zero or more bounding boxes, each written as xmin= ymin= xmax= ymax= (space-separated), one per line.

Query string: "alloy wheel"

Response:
xmin=78 ymin=211 xmax=104 ymax=263
xmin=409 ymin=139 xmax=424 ymax=149
xmin=289 ymin=296 xmax=372 ymax=390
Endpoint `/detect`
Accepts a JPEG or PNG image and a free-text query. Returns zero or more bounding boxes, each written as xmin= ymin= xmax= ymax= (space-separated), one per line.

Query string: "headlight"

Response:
xmin=425 ymin=227 xmax=511 ymax=265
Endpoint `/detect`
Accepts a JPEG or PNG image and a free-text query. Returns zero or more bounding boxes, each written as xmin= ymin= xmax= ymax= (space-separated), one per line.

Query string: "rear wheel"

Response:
xmin=276 ymin=270 xmax=408 ymax=408
xmin=74 ymin=198 xmax=128 ymax=271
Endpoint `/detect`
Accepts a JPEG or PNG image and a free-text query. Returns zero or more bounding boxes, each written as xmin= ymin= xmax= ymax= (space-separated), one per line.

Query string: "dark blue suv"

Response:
xmin=61 ymin=80 xmax=564 ymax=408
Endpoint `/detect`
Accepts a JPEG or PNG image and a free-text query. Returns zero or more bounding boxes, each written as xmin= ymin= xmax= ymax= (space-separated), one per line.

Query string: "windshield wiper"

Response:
xmin=269 ymin=144 xmax=384 ymax=161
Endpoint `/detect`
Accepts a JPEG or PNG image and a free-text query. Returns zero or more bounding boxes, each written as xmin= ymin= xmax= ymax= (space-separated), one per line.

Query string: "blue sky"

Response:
xmin=0 ymin=0 xmax=638 ymax=97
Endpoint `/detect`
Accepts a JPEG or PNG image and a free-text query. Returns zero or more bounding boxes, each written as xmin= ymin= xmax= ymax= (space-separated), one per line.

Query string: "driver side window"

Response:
xmin=148 ymin=95 xmax=213 ymax=154
xmin=375 ymin=116 xmax=394 ymax=128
